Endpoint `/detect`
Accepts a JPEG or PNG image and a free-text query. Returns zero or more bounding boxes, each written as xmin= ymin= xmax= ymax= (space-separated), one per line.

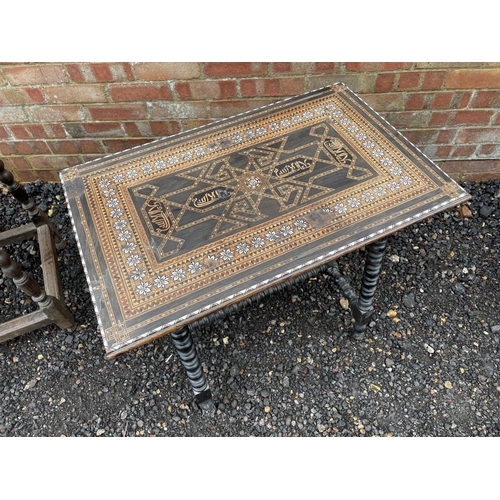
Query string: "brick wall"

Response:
xmin=1 ymin=62 xmax=499 ymax=183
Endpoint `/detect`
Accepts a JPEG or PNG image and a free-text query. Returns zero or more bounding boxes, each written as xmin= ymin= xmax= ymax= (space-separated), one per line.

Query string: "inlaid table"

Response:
xmin=60 ymin=83 xmax=471 ymax=414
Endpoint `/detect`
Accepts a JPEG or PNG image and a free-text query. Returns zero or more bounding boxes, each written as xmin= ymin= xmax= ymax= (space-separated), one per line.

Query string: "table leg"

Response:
xmin=351 ymin=238 xmax=387 ymax=339
xmin=170 ymin=325 xmax=215 ymax=415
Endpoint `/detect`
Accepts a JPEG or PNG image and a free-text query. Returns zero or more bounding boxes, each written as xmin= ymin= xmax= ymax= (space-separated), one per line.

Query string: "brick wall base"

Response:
xmin=1 ymin=62 xmax=499 ymax=183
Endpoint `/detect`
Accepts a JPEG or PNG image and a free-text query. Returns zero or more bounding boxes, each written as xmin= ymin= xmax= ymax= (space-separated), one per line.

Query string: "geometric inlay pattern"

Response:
xmin=61 ymin=83 xmax=471 ymax=357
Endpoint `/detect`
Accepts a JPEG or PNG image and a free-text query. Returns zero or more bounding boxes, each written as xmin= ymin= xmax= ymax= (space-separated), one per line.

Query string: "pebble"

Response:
xmin=491 ymin=325 xmax=500 ymax=335
xmin=479 ymin=206 xmax=494 ymax=219
xmin=403 ymin=293 xmax=416 ymax=309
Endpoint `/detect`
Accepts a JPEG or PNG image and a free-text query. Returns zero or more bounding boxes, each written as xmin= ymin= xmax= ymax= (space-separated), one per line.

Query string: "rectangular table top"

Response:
xmin=60 ymin=83 xmax=471 ymax=358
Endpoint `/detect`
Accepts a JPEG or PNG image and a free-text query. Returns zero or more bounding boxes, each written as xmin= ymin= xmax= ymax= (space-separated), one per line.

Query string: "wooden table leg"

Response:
xmin=170 ymin=325 xmax=215 ymax=415
xmin=351 ymin=238 xmax=388 ymax=339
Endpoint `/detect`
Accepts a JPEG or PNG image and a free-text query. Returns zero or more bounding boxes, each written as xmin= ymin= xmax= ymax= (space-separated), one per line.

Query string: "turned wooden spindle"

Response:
xmin=0 ymin=247 xmax=76 ymax=331
xmin=0 ymin=159 xmax=65 ymax=249
xmin=0 ymin=247 xmax=49 ymax=307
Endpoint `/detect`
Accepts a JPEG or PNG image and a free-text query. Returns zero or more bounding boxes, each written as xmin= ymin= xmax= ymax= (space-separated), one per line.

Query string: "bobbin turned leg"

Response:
xmin=326 ymin=238 xmax=387 ymax=340
xmin=170 ymin=325 xmax=215 ymax=415
xmin=351 ymin=238 xmax=388 ymax=339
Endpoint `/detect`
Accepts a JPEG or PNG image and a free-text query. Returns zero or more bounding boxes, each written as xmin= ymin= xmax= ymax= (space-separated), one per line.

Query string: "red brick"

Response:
xmin=470 ymin=90 xmax=500 ymax=108
xmin=401 ymin=129 xmax=439 ymax=145
xmin=102 ymin=138 xmax=151 ymax=153
xmin=15 ymin=140 xmax=51 ymax=155
xmin=13 ymin=169 xmax=39 ymax=182
xmin=422 ymin=71 xmax=446 ymax=90
xmin=2 ymin=64 xmax=68 ymax=85
xmin=429 ymin=112 xmax=449 ymax=127
xmin=452 ymin=145 xmax=477 ymax=157
xmin=477 ymin=144 xmax=500 ymax=156
xmin=182 ymin=120 xmax=212 ymax=131
xmin=313 ymin=63 xmax=337 ymax=73
xmin=435 ymin=145 xmax=453 ymax=157
xmin=43 ymin=84 xmax=107 ymax=103
xmin=12 ymin=123 xmax=67 ymax=139
xmin=0 ymin=87 xmax=45 ymax=104
xmin=28 ymin=105 xmax=86 ymax=122
xmin=66 ymin=63 xmax=134 ymax=82
xmin=462 ymin=172 xmax=500 ymax=181
xmin=134 ymin=62 xmax=201 ymax=80
xmin=168 ymin=121 xmax=182 ymax=135
xmin=450 ymin=110 xmax=494 ymax=125
xmin=88 ymin=104 xmax=147 ymax=121
xmin=240 ymin=77 xmax=304 ymax=97
xmin=0 ymin=142 xmax=16 ymax=155
xmin=345 ymin=62 xmax=412 ymax=72
xmin=456 ymin=91 xmax=473 ymax=107
xmin=437 ymin=130 xmax=456 ymax=143
xmin=48 ymin=140 xmax=81 ymax=154
xmin=405 ymin=93 xmax=425 ymax=110
xmin=272 ymin=63 xmax=293 ymax=73
xmin=0 ymin=125 xmax=10 ymax=139
xmin=397 ymin=72 xmax=421 ymax=90
xmin=209 ymin=99 xmax=273 ymax=118
xmin=375 ymin=73 xmax=395 ymax=92
xmin=109 ymin=83 xmax=173 ymax=101
xmin=37 ymin=170 xmax=62 ymax=182
xmin=431 ymin=92 xmax=454 ymax=109
xmin=456 ymin=127 xmax=500 ymax=143
xmin=123 ymin=122 xmax=147 ymax=137
xmin=90 ymin=63 xmax=113 ymax=82
xmin=30 ymin=155 xmax=82 ymax=170
xmin=2 ymin=157 xmax=33 ymax=173
xmin=65 ymin=64 xmax=88 ymax=82
xmin=442 ymin=159 xmax=500 ymax=173
xmin=79 ymin=139 xmax=105 ymax=154
xmin=446 ymin=70 xmax=500 ymax=89
xmin=149 ymin=121 xmax=171 ymax=137
xmin=204 ymin=62 xmax=268 ymax=78
xmin=175 ymin=80 xmax=237 ymax=100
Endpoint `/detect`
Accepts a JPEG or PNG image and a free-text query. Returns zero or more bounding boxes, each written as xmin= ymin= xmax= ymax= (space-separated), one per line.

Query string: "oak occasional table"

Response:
xmin=60 ymin=84 xmax=471 ymax=414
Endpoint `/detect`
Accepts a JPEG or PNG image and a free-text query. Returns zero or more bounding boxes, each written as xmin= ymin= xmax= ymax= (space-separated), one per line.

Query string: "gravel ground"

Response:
xmin=0 ymin=179 xmax=499 ymax=438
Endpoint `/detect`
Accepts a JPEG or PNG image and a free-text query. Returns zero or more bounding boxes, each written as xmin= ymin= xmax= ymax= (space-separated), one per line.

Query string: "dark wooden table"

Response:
xmin=60 ymin=84 xmax=471 ymax=413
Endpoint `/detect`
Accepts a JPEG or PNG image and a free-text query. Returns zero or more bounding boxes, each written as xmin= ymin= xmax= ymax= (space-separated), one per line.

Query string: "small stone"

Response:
xmin=264 ymin=406 xmax=271 ymax=413
xmin=96 ymin=429 xmax=105 ymax=436
xmin=283 ymin=376 xmax=290 ymax=387
xmin=444 ymin=381 xmax=453 ymax=389
xmin=317 ymin=423 xmax=327 ymax=433
xmin=479 ymin=206 xmax=494 ymax=219
xmin=459 ymin=205 xmax=472 ymax=218
xmin=424 ymin=343 xmax=435 ymax=354
xmin=385 ymin=358 xmax=394 ymax=367
xmin=452 ymin=282 xmax=466 ymax=295
xmin=339 ymin=298 xmax=349 ymax=310
xmin=387 ymin=310 xmax=398 ymax=318
xmin=24 ymin=379 xmax=38 ymax=390
xmin=403 ymin=293 xmax=416 ymax=309
xmin=491 ymin=325 xmax=500 ymax=335
xmin=37 ymin=354 xmax=44 ymax=360
xmin=389 ymin=255 xmax=400 ymax=263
